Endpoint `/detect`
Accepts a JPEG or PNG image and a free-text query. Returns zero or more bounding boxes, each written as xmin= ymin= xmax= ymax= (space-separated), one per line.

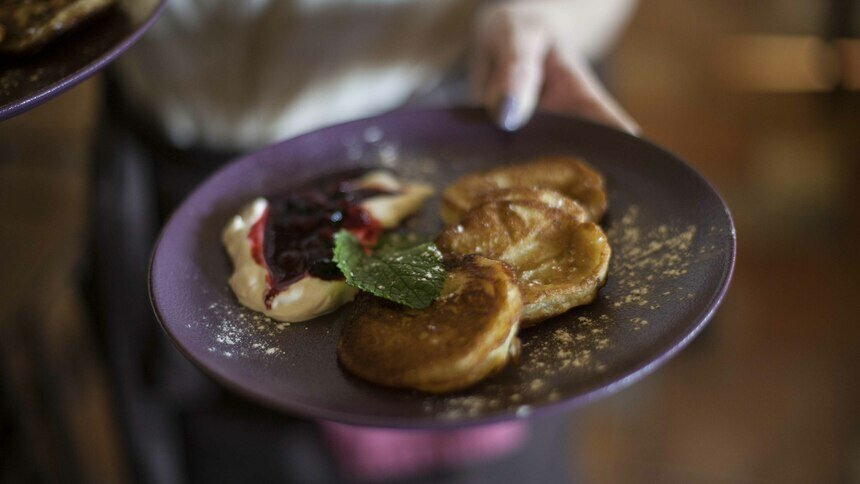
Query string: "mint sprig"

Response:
xmin=333 ymin=230 xmax=446 ymax=309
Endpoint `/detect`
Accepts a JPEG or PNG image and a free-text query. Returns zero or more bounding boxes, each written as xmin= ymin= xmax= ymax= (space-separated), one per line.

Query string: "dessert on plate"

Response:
xmin=339 ymin=254 xmax=522 ymax=393
xmin=222 ymin=170 xmax=432 ymax=322
xmin=222 ymin=156 xmax=612 ymax=392
xmin=436 ymin=198 xmax=610 ymax=326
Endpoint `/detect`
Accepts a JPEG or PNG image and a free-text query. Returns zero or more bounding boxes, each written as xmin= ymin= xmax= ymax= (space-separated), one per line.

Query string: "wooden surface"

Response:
xmin=0 ymin=78 xmax=129 ymax=483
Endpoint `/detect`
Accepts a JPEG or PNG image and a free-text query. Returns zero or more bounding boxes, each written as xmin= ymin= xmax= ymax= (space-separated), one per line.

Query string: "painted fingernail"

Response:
xmin=495 ymin=94 xmax=522 ymax=132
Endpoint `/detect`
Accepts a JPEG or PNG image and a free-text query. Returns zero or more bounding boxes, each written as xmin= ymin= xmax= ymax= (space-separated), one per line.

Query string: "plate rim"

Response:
xmin=149 ymin=107 xmax=737 ymax=428
xmin=0 ymin=0 xmax=168 ymax=121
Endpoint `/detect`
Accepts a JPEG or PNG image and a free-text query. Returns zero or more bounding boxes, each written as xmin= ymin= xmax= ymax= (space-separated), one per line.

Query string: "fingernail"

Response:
xmin=495 ymin=95 xmax=522 ymax=132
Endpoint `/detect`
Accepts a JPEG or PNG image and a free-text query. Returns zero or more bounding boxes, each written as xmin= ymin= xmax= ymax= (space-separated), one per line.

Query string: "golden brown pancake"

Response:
xmin=468 ymin=187 xmax=589 ymax=224
xmin=441 ymin=156 xmax=607 ymax=224
xmin=436 ymin=200 xmax=611 ymax=326
xmin=338 ymin=254 xmax=523 ymax=393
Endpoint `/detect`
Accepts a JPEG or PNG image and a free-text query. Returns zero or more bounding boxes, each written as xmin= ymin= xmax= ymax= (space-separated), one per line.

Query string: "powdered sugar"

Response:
xmin=200 ymin=302 xmax=288 ymax=359
xmin=425 ymin=204 xmax=706 ymax=419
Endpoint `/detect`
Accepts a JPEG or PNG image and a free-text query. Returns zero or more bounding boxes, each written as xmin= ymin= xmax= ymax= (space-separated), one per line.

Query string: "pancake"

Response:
xmin=338 ymin=254 xmax=523 ymax=393
xmin=436 ymin=200 xmax=611 ymax=326
xmin=441 ymin=156 xmax=607 ymax=224
xmin=467 ymin=187 xmax=589 ymax=224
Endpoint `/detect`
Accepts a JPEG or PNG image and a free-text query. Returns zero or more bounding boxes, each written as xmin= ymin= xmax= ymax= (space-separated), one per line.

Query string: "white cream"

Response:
xmin=222 ymin=198 xmax=358 ymax=322
xmin=222 ymin=174 xmax=433 ymax=322
xmin=355 ymin=170 xmax=433 ymax=228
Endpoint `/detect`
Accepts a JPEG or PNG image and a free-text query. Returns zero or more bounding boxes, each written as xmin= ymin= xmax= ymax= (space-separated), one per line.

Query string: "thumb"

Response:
xmin=478 ymin=14 xmax=549 ymax=131
xmin=540 ymin=49 xmax=641 ymax=135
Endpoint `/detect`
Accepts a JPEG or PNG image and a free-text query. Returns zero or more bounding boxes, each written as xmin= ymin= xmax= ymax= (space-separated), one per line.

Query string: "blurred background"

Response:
xmin=1 ymin=0 xmax=858 ymax=482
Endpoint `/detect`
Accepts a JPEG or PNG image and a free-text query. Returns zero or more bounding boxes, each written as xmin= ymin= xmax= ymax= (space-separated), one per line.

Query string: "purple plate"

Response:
xmin=150 ymin=108 xmax=735 ymax=428
xmin=0 ymin=0 xmax=167 ymax=121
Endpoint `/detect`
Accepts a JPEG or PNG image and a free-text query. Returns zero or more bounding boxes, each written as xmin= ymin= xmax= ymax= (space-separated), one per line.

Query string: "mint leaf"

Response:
xmin=333 ymin=230 xmax=446 ymax=309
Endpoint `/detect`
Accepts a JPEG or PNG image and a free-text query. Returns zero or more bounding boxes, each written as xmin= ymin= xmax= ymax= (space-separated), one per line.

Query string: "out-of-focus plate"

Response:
xmin=150 ymin=108 xmax=736 ymax=428
xmin=0 ymin=0 xmax=166 ymax=120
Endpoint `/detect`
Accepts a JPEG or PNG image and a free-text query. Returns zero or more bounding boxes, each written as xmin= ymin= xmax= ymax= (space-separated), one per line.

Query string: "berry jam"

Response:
xmin=248 ymin=172 xmax=392 ymax=308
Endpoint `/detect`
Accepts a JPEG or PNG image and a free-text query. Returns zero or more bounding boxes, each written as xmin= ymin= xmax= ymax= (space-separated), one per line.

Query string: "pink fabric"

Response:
xmin=320 ymin=421 xmax=528 ymax=481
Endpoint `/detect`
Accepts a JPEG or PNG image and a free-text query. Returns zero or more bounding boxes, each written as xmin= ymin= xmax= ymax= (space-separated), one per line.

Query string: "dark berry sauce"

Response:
xmin=248 ymin=172 xmax=392 ymax=308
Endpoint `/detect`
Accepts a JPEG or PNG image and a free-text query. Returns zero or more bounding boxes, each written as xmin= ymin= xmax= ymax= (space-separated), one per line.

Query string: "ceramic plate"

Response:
xmin=150 ymin=108 xmax=735 ymax=428
xmin=0 ymin=0 xmax=166 ymax=120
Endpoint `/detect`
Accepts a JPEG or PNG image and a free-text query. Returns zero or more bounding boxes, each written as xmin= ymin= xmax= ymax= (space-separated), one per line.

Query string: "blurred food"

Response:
xmin=0 ymin=0 xmax=115 ymax=53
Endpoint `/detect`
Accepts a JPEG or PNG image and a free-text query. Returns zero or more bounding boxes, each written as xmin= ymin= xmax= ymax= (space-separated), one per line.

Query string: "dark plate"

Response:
xmin=0 ymin=0 xmax=166 ymax=121
xmin=150 ymin=108 xmax=736 ymax=428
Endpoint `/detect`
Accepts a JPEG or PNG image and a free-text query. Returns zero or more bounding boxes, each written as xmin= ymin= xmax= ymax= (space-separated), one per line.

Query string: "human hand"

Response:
xmin=473 ymin=0 xmax=639 ymax=134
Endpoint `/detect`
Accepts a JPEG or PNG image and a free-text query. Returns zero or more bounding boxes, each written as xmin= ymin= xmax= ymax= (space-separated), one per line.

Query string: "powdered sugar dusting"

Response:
xmin=199 ymin=135 xmax=718 ymax=422
xmin=200 ymin=302 xmax=289 ymax=358
xmin=425 ymin=204 xmax=705 ymax=419
xmin=201 ymin=200 xmax=706 ymax=420
xmin=604 ymin=205 xmax=698 ymax=329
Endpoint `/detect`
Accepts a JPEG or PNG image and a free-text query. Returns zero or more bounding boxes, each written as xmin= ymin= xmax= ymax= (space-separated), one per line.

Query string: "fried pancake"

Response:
xmin=338 ymin=254 xmax=523 ymax=393
xmin=469 ymin=187 xmax=589 ymax=224
xmin=441 ymin=156 xmax=607 ymax=224
xmin=436 ymin=200 xmax=611 ymax=326
xmin=0 ymin=0 xmax=115 ymax=53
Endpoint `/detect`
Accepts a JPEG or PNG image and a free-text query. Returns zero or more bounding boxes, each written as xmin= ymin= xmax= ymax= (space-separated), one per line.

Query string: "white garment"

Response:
xmin=118 ymin=0 xmax=481 ymax=150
